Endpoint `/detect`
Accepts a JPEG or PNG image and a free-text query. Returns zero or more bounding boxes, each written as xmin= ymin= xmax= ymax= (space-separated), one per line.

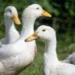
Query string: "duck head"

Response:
xmin=25 ymin=25 xmax=56 ymax=42
xmin=4 ymin=6 xmax=21 ymax=24
xmin=23 ymin=4 xmax=52 ymax=20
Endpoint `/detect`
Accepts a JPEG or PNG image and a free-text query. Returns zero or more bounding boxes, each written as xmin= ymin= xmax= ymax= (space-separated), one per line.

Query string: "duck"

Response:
xmin=63 ymin=52 xmax=75 ymax=64
xmin=0 ymin=4 xmax=52 ymax=75
xmin=0 ymin=42 xmax=2 ymax=47
xmin=25 ymin=25 xmax=75 ymax=75
xmin=0 ymin=6 xmax=21 ymax=44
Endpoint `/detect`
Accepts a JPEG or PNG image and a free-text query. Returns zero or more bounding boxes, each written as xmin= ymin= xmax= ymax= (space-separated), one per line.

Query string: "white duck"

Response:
xmin=0 ymin=6 xmax=21 ymax=44
xmin=63 ymin=53 xmax=75 ymax=64
xmin=0 ymin=4 xmax=51 ymax=75
xmin=25 ymin=25 xmax=75 ymax=75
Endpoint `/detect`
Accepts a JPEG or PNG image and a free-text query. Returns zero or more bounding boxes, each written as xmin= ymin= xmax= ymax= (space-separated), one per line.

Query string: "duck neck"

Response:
xmin=45 ymin=37 xmax=58 ymax=62
xmin=20 ymin=17 xmax=35 ymax=40
xmin=4 ymin=17 xmax=16 ymax=40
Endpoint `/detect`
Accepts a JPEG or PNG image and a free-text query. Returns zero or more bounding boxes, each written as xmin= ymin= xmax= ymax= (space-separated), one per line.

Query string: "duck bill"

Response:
xmin=25 ymin=32 xmax=39 ymax=42
xmin=13 ymin=14 xmax=21 ymax=25
xmin=42 ymin=10 xmax=52 ymax=17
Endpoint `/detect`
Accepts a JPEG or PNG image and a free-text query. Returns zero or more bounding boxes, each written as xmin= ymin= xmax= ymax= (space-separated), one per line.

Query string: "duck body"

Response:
xmin=43 ymin=50 xmax=75 ymax=75
xmin=0 ymin=5 xmax=36 ymax=75
xmin=25 ymin=25 xmax=75 ymax=75
xmin=0 ymin=6 xmax=20 ymax=44
xmin=42 ymin=27 xmax=75 ymax=75
xmin=0 ymin=40 xmax=36 ymax=75
xmin=0 ymin=25 xmax=20 ymax=44
xmin=63 ymin=53 xmax=75 ymax=64
xmin=0 ymin=4 xmax=51 ymax=75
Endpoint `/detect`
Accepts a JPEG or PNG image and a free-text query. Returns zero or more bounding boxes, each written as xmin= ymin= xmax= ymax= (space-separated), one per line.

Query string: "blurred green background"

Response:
xmin=0 ymin=0 xmax=75 ymax=75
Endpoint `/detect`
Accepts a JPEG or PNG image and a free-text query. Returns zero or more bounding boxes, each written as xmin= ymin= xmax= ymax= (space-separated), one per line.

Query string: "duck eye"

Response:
xmin=9 ymin=10 xmax=12 ymax=13
xmin=7 ymin=9 xmax=12 ymax=13
xmin=36 ymin=7 xmax=39 ymax=10
xmin=42 ymin=29 xmax=46 ymax=32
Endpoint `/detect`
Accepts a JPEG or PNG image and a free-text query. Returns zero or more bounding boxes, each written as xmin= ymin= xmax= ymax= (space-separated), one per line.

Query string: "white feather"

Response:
xmin=34 ymin=25 xmax=75 ymax=75
xmin=0 ymin=6 xmax=20 ymax=44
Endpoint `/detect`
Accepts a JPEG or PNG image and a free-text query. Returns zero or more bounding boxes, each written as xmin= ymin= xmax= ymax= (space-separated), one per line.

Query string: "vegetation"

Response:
xmin=0 ymin=0 xmax=75 ymax=75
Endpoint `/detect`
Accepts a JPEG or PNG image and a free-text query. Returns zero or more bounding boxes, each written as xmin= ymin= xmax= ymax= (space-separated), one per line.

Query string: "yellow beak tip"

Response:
xmin=18 ymin=22 xmax=21 ymax=25
xmin=42 ymin=10 xmax=52 ymax=17
xmin=50 ymin=15 xmax=52 ymax=17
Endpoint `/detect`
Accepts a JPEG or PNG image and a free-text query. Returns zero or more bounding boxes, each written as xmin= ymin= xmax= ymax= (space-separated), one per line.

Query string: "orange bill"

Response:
xmin=25 ymin=32 xmax=38 ymax=42
xmin=13 ymin=14 xmax=21 ymax=25
xmin=42 ymin=10 xmax=52 ymax=17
